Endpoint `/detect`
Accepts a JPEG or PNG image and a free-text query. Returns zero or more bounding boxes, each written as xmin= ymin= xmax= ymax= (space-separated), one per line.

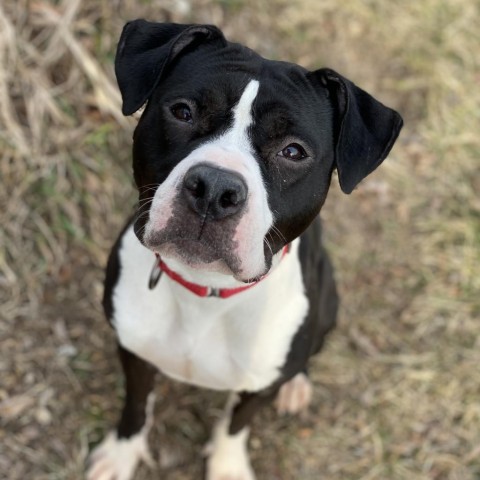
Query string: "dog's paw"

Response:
xmin=205 ymin=426 xmax=255 ymax=480
xmin=206 ymin=451 xmax=256 ymax=480
xmin=86 ymin=430 xmax=154 ymax=480
xmin=275 ymin=372 xmax=313 ymax=416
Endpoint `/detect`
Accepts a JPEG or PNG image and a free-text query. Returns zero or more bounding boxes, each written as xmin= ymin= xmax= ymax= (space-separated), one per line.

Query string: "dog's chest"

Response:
xmin=111 ymin=227 xmax=308 ymax=392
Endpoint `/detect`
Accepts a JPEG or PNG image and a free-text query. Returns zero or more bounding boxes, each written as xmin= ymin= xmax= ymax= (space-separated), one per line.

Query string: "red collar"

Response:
xmin=148 ymin=245 xmax=290 ymax=299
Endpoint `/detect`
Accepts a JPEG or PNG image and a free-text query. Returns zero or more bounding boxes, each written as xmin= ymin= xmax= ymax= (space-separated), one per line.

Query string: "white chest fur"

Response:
xmin=112 ymin=227 xmax=308 ymax=392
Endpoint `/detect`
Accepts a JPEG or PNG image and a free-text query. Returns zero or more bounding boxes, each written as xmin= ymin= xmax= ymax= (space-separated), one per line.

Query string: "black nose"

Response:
xmin=183 ymin=164 xmax=248 ymax=220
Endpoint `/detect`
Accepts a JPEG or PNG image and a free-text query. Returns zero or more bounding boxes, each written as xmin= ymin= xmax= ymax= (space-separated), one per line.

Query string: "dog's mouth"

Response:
xmin=153 ymin=237 xmax=232 ymax=272
xmin=146 ymin=235 xmax=274 ymax=285
xmin=140 ymin=211 xmax=251 ymax=279
xmin=141 ymin=219 xmax=274 ymax=283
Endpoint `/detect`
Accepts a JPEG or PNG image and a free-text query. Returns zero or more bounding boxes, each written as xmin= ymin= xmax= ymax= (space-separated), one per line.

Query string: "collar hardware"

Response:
xmin=148 ymin=262 xmax=163 ymax=290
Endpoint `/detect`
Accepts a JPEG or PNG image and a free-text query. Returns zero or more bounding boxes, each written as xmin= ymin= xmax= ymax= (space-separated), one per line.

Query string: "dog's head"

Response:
xmin=115 ymin=20 xmax=403 ymax=283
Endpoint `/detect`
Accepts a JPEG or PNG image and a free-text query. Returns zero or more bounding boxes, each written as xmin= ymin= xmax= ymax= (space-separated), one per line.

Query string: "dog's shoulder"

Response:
xmin=276 ymin=217 xmax=339 ymax=381
xmin=103 ymin=217 xmax=135 ymax=325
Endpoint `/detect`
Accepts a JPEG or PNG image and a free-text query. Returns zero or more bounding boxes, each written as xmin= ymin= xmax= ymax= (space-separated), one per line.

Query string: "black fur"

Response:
xmin=102 ymin=217 xmax=134 ymax=324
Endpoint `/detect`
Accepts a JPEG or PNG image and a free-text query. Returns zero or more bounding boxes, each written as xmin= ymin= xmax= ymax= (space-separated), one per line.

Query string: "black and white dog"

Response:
xmin=87 ymin=20 xmax=402 ymax=480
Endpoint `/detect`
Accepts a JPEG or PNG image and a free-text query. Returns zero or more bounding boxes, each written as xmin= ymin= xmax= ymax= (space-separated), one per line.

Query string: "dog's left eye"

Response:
xmin=170 ymin=103 xmax=193 ymax=123
xmin=279 ymin=143 xmax=308 ymax=161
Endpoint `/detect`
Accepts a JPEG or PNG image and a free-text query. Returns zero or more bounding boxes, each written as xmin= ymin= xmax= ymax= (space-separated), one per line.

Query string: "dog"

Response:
xmin=86 ymin=20 xmax=403 ymax=480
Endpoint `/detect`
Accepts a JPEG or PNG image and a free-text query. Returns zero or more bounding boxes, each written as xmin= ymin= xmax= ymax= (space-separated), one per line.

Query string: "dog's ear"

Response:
xmin=310 ymin=68 xmax=403 ymax=194
xmin=115 ymin=20 xmax=226 ymax=115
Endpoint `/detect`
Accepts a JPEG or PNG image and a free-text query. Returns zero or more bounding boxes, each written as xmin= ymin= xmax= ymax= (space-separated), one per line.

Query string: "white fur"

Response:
xmin=86 ymin=394 xmax=155 ymax=480
xmin=206 ymin=396 xmax=255 ymax=480
xmin=275 ymin=372 xmax=313 ymax=415
xmin=113 ymin=225 xmax=308 ymax=393
xmin=143 ymin=79 xmax=273 ymax=281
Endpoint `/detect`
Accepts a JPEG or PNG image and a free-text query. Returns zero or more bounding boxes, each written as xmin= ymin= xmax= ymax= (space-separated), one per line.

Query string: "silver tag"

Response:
xmin=148 ymin=259 xmax=163 ymax=290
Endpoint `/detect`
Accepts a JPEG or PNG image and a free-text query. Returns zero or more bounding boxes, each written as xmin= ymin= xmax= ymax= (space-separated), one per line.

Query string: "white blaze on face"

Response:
xmin=225 ymin=79 xmax=259 ymax=149
xmin=144 ymin=79 xmax=274 ymax=282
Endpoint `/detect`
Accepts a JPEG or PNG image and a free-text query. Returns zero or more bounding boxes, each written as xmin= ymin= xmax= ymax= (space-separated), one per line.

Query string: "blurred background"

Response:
xmin=0 ymin=0 xmax=479 ymax=479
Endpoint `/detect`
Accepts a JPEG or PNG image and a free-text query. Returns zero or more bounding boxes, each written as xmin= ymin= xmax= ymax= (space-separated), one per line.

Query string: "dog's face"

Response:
xmin=115 ymin=21 xmax=402 ymax=282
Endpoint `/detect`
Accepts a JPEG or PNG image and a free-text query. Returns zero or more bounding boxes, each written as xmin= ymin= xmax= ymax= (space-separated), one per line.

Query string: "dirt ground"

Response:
xmin=1 ymin=0 xmax=479 ymax=479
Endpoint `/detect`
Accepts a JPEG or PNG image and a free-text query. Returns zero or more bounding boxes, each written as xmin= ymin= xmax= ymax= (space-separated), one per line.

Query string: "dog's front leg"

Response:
xmin=206 ymin=389 xmax=278 ymax=480
xmin=87 ymin=345 xmax=157 ymax=480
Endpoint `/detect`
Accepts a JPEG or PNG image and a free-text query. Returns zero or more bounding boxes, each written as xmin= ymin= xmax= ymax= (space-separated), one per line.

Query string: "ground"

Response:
xmin=1 ymin=0 xmax=479 ymax=479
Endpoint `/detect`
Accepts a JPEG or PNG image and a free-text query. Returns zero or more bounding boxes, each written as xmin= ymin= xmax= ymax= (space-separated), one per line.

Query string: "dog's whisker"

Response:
xmin=133 ymin=212 xmax=151 ymax=227
xmin=138 ymin=187 xmax=159 ymax=195
xmin=134 ymin=206 xmax=150 ymax=217
xmin=137 ymin=197 xmax=155 ymax=208
xmin=271 ymin=226 xmax=287 ymax=243
xmin=139 ymin=183 xmax=161 ymax=191
xmin=263 ymin=237 xmax=273 ymax=256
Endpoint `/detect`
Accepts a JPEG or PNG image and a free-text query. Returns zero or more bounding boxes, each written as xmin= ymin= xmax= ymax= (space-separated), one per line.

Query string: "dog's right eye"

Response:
xmin=170 ymin=103 xmax=193 ymax=123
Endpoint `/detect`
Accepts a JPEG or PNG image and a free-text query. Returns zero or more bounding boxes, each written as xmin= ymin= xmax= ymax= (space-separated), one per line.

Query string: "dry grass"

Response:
xmin=0 ymin=0 xmax=479 ymax=479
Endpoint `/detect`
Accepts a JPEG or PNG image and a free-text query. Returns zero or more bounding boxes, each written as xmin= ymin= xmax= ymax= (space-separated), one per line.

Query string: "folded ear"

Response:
xmin=115 ymin=20 xmax=226 ymax=115
xmin=310 ymin=68 xmax=403 ymax=194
